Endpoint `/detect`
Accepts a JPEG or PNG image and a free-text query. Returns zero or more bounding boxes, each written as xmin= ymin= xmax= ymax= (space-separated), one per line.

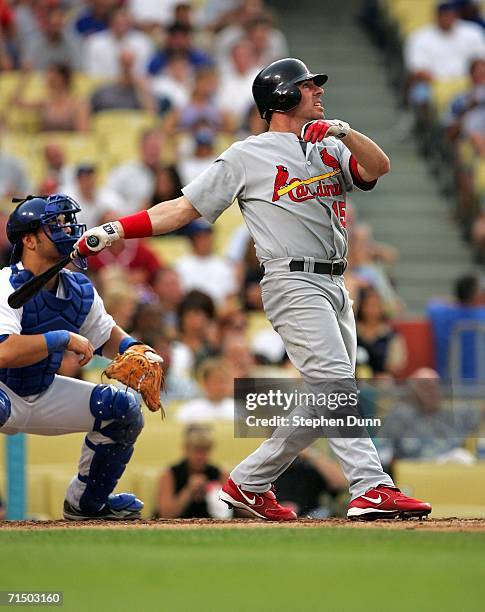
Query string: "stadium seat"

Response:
xmin=395 ymin=460 xmax=485 ymax=518
xmin=392 ymin=319 xmax=435 ymax=377
xmin=432 ymin=77 xmax=469 ymax=114
xmin=147 ymin=236 xmax=191 ymax=264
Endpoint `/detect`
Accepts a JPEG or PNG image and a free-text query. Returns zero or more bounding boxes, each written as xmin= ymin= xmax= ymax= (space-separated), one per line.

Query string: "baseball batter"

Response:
xmin=0 ymin=194 xmax=161 ymax=520
xmin=77 ymin=58 xmax=432 ymax=521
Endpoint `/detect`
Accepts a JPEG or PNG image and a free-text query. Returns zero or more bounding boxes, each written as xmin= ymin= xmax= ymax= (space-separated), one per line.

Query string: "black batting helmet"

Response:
xmin=252 ymin=58 xmax=328 ymax=120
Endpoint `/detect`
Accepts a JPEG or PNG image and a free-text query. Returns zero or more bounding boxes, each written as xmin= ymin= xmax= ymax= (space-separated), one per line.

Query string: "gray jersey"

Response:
xmin=182 ymin=131 xmax=377 ymax=263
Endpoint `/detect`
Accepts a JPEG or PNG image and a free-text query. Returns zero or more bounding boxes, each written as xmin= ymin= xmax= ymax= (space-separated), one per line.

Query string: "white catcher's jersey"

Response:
xmin=0 ymin=265 xmax=116 ymax=351
xmin=182 ymin=131 xmax=377 ymax=263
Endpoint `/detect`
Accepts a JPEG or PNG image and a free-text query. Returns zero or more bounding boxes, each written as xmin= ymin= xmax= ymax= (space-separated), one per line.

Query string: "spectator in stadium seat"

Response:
xmin=149 ymin=52 xmax=193 ymax=112
xmin=176 ymin=127 xmax=217 ymax=185
xmin=157 ymin=424 xmax=230 ymax=519
xmin=13 ymin=63 xmax=90 ymax=132
xmin=347 ymin=224 xmax=403 ymax=317
xmin=377 ymin=368 xmax=481 ymax=465
xmin=217 ymin=38 xmax=261 ymax=124
xmin=100 ymin=281 xmax=139 ymax=330
xmin=130 ymin=301 xmax=165 ymax=343
xmin=427 ymin=273 xmax=485 ymax=380
xmin=41 ymin=142 xmax=74 ymax=187
xmin=444 ymin=57 xmax=485 ymax=155
xmin=74 ymin=0 xmax=116 ymax=38
xmin=128 ymin=0 xmax=181 ymax=29
xmin=147 ymin=21 xmax=213 ymax=76
xmin=175 ymin=219 xmax=238 ymax=305
xmin=23 ymin=7 xmax=81 ymax=70
xmin=0 ymin=0 xmax=15 ymax=70
xmin=236 ymin=103 xmax=267 ymax=139
xmin=84 ymin=6 xmax=153 ymax=78
xmin=0 ymin=140 xmax=31 ymax=198
xmin=143 ymin=332 xmax=199 ymax=401
xmin=356 ymin=286 xmax=408 ymax=378
xmin=163 ymin=67 xmax=235 ymax=138
xmin=221 ymin=333 xmax=256 ymax=379
xmin=60 ymin=164 xmax=124 ymax=229
xmin=171 ymin=290 xmax=218 ymax=381
xmin=145 ymin=165 xmax=183 ymax=208
xmin=90 ymin=49 xmax=157 ymax=114
xmin=175 ymin=358 xmax=234 ymax=422
xmin=105 ymin=129 xmax=163 ymax=214
xmin=88 ymin=211 xmax=163 ymax=292
xmin=214 ymin=11 xmax=288 ymax=69
xmin=152 ymin=267 xmax=184 ymax=339
xmin=275 ymin=446 xmax=347 ymax=518
xmin=404 ymin=2 xmax=485 ymax=109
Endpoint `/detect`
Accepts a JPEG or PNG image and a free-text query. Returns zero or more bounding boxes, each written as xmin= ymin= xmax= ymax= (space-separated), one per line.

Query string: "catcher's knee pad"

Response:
xmin=90 ymin=384 xmax=144 ymax=445
xmin=0 ymin=388 xmax=11 ymax=427
xmin=78 ymin=438 xmax=135 ymax=513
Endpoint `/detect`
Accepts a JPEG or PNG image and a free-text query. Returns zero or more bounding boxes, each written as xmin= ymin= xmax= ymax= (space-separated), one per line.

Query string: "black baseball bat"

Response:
xmin=7 ymin=235 xmax=101 ymax=309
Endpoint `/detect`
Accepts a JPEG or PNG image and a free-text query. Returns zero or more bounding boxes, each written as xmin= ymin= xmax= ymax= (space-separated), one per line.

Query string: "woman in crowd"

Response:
xmin=356 ymin=286 xmax=408 ymax=377
xmin=157 ymin=425 xmax=229 ymax=519
xmin=13 ymin=63 xmax=89 ymax=132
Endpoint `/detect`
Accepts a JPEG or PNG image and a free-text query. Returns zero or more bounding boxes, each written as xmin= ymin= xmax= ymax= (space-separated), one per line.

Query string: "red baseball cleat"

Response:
xmin=220 ymin=478 xmax=297 ymax=521
xmin=347 ymin=485 xmax=432 ymax=520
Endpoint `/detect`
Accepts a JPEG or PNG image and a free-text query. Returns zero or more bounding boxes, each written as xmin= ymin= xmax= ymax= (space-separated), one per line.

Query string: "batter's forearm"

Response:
xmin=113 ymin=196 xmax=200 ymax=238
xmin=342 ymin=129 xmax=390 ymax=180
xmin=147 ymin=196 xmax=201 ymax=235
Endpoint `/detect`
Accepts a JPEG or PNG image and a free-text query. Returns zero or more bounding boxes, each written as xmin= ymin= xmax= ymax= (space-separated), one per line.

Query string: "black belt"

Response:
xmin=289 ymin=259 xmax=347 ymax=276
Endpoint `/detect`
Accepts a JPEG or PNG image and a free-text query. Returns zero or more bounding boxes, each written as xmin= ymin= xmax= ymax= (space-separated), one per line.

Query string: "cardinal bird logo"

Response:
xmin=320 ymin=148 xmax=340 ymax=170
xmin=272 ymin=165 xmax=289 ymax=202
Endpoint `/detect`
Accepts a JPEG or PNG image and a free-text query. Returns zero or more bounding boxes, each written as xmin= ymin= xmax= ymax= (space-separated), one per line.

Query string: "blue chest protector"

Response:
xmin=0 ymin=266 xmax=94 ymax=396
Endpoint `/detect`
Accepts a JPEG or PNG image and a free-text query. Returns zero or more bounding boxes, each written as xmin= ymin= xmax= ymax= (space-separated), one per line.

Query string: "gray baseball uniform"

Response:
xmin=182 ymin=130 xmax=394 ymax=498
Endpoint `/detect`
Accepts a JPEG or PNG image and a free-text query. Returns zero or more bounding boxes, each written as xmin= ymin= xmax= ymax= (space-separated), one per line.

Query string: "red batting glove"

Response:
xmin=301 ymin=119 xmax=350 ymax=143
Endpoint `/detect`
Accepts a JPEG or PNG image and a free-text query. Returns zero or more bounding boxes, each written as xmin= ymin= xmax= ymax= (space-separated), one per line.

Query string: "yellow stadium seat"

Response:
xmin=383 ymin=0 xmax=435 ymax=35
xmin=247 ymin=311 xmax=274 ymax=343
xmin=432 ymin=77 xmax=469 ymax=114
xmin=35 ymin=132 xmax=98 ymax=167
xmin=473 ymin=157 xmax=485 ymax=195
xmin=395 ymin=460 xmax=485 ymax=518
xmin=72 ymin=73 xmax=104 ymax=99
xmin=147 ymin=235 xmax=191 ymax=265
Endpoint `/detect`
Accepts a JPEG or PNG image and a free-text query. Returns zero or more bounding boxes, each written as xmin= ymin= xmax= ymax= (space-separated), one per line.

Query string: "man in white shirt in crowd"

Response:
xmin=218 ymin=38 xmax=261 ymax=123
xmin=84 ymin=6 xmax=153 ymax=78
xmin=176 ymin=128 xmax=217 ymax=185
xmin=175 ymin=219 xmax=237 ymax=305
xmin=105 ymin=129 xmax=162 ymax=215
xmin=404 ymin=1 xmax=485 ymax=107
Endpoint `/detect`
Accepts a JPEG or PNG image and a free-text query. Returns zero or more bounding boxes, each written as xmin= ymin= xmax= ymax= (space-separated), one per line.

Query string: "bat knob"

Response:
xmin=87 ymin=236 xmax=100 ymax=248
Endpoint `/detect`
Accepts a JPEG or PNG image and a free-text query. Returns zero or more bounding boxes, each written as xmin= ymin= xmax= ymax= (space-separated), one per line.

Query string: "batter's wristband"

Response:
xmin=119 ymin=210 xmax=153 ymax=239
xmin=119 ymin=336 xmax=143 ymax=354
xmin=44 ymin=330 xmax=70 ymax=354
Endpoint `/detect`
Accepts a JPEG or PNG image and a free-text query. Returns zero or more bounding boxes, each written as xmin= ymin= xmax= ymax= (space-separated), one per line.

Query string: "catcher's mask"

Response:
xmin=252 ymin=57 xmax=328 ymax=121
xmin=7 ymin=194 xmax=87 ymax=270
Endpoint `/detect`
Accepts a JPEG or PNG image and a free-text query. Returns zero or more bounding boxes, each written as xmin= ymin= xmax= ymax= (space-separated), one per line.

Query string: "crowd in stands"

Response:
xmin=0 ymin=0 xmax=484 ymax=519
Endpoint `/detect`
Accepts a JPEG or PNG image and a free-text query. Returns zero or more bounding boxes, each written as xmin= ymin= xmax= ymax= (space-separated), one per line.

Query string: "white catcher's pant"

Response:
xmin=0 ymin=375 xmax=120 ymax=509
xmin=230 ymin=258 xmax=394 ymax=499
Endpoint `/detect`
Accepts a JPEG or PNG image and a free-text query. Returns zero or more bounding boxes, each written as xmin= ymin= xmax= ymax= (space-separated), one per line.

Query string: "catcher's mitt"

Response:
xmin=103 ymin=344 xmax=165 ymax=416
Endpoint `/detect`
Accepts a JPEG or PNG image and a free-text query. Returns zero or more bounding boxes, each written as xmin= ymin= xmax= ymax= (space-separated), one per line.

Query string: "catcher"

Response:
xmin=0 ymin=194 xmax=164 ymax=520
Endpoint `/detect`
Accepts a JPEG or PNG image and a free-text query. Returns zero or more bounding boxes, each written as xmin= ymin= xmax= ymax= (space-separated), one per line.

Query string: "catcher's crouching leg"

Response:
xmin=64 ymin=385 xmax=144 ymax=520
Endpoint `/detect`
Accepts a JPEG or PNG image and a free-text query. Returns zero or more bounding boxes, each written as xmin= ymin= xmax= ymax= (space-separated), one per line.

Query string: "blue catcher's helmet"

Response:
xmin=6 ymin=194 xmax=87 ymax=269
